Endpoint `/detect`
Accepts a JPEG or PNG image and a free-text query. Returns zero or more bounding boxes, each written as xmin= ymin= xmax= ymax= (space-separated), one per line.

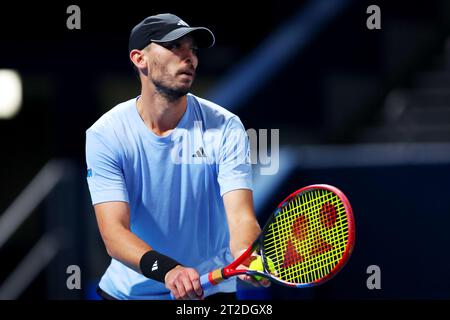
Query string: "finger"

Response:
xmin=237 ymin=266 xmax=260 ymax=287
xmin=240 ymin=274 xmax=260 ymax=287
xmin=174 ymin=280 xmax=188 ymax=300
xmin=258 ymin=278 xmax=271 ymax=288
xmin=190 ymin=274 xmax=204 ymax=298
xmin=168 ymin=285 xmax=179 ymax=300
xmin=247 ymin=255 xmax=258 ymax=264
xmin=245 ymin=253 xmax=260 ymax=266
xmin=171 ymin=290 xmax=180 ymax=300
xmin=181 ymin=275 xmax=198 ymax=300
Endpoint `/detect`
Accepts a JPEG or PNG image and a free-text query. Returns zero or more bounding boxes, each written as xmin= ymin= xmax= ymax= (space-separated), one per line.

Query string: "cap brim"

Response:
xmin=151 ymin=27 xmax=215 ymax=48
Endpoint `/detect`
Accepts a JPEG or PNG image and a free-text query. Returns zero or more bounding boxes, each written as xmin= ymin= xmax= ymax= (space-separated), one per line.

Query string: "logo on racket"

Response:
xmin=281 ymin=201 xmax=339 ymax=268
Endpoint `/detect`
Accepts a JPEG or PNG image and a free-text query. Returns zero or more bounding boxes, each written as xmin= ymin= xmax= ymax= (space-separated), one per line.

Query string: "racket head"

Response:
xmin=258 ymin=184 xmax=355 ymax=287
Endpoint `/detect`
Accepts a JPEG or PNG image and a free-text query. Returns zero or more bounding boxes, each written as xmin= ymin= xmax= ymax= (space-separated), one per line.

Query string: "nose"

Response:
xmin=179 ymin=44 xmax=196 ymax=64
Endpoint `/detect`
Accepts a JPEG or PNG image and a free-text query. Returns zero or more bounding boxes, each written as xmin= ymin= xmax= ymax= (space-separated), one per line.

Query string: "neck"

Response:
xmin=137 ymin=83 xmax=187 ymax=136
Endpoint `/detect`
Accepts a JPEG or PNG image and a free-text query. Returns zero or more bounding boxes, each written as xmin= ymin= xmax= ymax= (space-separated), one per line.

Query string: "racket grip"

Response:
xmin=200 ymin=273 xmax=214 ymax=291
xmin=169 ymin=273 xmax=214 ymax=300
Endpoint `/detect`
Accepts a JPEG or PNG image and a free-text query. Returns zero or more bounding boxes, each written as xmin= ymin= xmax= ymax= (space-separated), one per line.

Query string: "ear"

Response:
xmin=130 ymin=49 xmax=147 ymax=72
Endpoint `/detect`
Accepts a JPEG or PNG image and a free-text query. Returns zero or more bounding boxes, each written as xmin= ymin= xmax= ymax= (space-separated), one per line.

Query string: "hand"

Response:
xmin=236 ymin=250 xmax=271 ymax=288
xmin=165 ymin=265 xmax=204 ymax=300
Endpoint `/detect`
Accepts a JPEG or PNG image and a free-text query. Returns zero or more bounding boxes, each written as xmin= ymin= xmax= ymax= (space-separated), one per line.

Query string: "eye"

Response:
xmin=161 ymin=41 xmax=198 ymax=55
xmin=162 ymin=42 xmax=180 ymax=50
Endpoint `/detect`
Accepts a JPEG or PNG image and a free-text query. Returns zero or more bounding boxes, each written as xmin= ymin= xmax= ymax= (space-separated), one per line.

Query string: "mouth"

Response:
xmin=178 ymin=69 xmax=195 ymax=77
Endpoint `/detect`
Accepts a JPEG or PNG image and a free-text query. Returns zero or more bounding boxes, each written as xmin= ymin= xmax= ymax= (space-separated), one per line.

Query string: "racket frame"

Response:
xmin=206 ymin=184 xmax=355 ymax=288
xmin=260 ymin=184 xmax=355 ymax=287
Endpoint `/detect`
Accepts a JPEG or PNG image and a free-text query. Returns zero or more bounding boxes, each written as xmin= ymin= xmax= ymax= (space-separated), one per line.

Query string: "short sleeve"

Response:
xmin=85 ymin=129 xmax=129 ymax=205
xmin=217 ymin=117 xmax=253 ymax=196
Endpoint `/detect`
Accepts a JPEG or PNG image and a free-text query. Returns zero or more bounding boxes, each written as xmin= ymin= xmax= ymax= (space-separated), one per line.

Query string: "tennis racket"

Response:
xmin=171 ymin=184 xmax=355 ymax=299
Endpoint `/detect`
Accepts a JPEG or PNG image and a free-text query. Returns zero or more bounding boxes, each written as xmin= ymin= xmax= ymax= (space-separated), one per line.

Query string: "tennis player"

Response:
xmin=85 ymin=13 xmax=269 ymax=300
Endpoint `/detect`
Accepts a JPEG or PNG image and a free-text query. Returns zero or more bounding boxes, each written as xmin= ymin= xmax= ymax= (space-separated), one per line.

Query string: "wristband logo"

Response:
xmin=152 ymin=260 xmax=159 ymax=272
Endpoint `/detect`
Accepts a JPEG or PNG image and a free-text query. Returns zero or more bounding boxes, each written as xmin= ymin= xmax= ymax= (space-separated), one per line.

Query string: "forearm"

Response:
xmin=229 ymin=216 xmax=261 ymax=258
xmin=102 ymin=225 xmax=152 ymax=273
xmin=94 ymin=201 xmax=183 ymax=283
xmin=223 ymin=189 xmax=261 ymax=258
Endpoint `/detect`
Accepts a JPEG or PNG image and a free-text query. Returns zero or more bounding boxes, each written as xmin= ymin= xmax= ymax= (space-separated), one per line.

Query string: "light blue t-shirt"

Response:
xmin=85 ymin=93 xmax=252 ymax=299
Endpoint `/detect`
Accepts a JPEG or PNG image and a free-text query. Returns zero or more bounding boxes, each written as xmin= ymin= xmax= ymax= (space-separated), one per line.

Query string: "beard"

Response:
xmin=151 ymin=76 xmax=192 ymax=102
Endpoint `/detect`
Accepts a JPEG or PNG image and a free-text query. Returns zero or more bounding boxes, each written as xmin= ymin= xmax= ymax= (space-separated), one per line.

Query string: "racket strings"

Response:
xmin=285 ymin=191 xmax=347 ymax=282
xmin=262 ymin=189 xmax=349 ymax=284
xmin=283 ymin=192 xmax=346 ymax=282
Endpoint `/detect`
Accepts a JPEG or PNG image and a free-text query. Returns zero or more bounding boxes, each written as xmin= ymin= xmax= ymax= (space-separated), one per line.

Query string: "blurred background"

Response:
xmin=1 ymin=0 xmax=450 ymax=300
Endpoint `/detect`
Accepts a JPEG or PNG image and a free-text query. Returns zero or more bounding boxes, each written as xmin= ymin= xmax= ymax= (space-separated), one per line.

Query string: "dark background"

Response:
xmin=0 ymin=0 xmax=449 ymax=300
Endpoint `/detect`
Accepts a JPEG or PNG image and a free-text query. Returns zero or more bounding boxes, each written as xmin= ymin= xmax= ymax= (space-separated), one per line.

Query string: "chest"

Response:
xmin=122 ymin=135 xmax=219 ymax=189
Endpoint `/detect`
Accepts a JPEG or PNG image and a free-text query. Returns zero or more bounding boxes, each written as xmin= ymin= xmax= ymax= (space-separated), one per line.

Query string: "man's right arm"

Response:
xmin=94 ymin=201 xmax=203 ymax=300
xmin=94 ymin=201 xmax=150 ymax=271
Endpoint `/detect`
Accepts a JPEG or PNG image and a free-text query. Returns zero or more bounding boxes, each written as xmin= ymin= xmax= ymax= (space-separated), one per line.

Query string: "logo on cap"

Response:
xmin=177 ymin=19 xmax=189 ymax=27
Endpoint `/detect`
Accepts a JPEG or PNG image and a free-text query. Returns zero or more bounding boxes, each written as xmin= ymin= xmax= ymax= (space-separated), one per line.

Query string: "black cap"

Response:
xmin=128 ymin=13 xmax=215 ymax=53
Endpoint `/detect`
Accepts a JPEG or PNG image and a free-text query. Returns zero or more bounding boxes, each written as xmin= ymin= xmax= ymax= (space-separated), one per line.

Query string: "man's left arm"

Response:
xmin=223 ymin=189 xmax=270 ymax=287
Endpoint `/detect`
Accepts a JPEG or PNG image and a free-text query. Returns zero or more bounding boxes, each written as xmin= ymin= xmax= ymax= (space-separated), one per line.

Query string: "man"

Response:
xmin=85 ymin=13 xmax=269 ymax=300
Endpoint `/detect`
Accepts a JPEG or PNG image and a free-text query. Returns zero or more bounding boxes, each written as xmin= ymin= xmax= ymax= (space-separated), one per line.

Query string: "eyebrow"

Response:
xmin=160 ymin=38 xmax=198 ymax=49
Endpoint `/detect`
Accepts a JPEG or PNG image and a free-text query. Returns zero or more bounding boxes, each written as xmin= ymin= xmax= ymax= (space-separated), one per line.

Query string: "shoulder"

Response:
xmin=86 ymin=98 xmax=136 ymax=137
xmin=188 ymin=93 xmax=241 ymax=126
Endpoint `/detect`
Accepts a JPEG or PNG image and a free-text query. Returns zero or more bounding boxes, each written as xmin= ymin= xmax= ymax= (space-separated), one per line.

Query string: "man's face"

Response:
xmin=144 ymin=35 xmax=199 ymax=100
